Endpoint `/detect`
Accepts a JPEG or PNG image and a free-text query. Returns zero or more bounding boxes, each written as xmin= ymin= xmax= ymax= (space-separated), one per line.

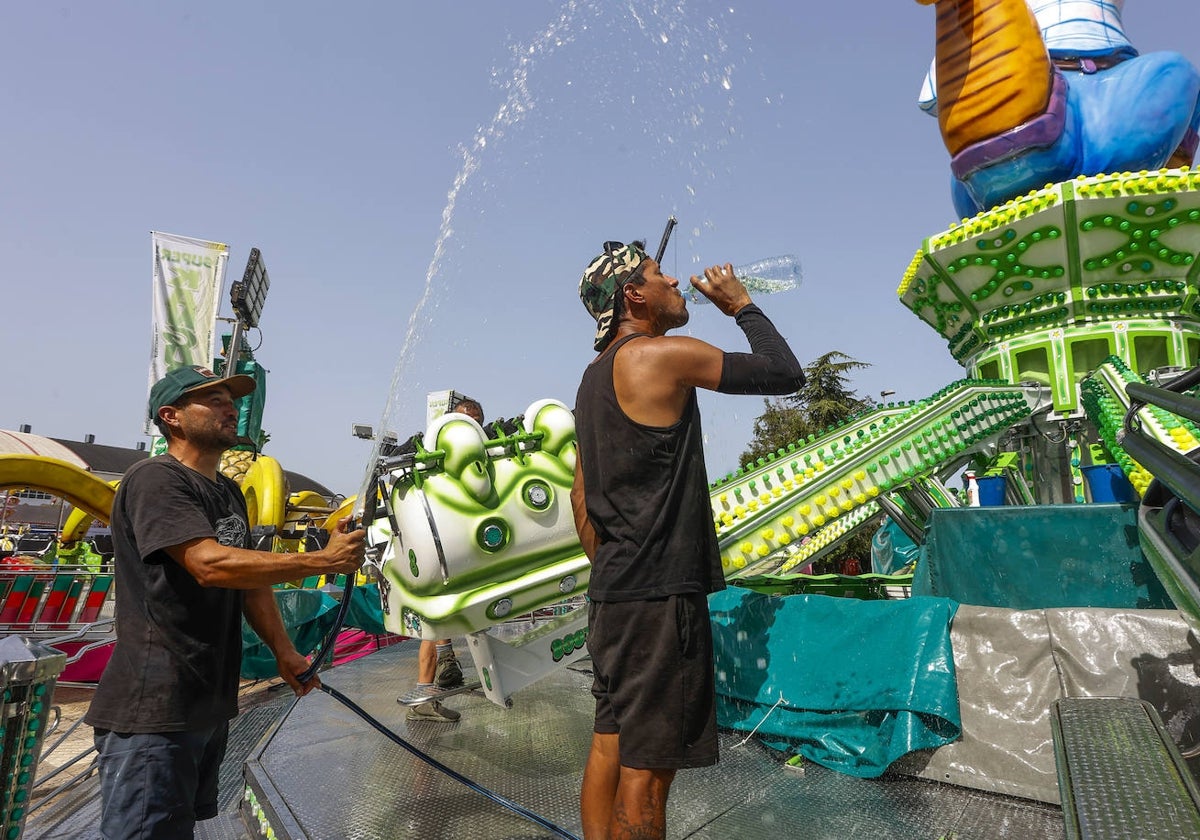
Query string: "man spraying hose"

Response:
xmin=85 ymin=366 xmax=365 ymax=840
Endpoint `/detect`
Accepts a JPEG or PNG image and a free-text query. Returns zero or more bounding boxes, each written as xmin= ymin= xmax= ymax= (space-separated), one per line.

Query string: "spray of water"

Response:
xmin=360 ymin=5 xmax=583 ymax=499
xmin=360 ymin=1 xmax=753 ymax=500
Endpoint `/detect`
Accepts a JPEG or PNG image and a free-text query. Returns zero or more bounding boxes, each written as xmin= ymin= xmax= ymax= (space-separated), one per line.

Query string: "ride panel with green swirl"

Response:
xmin=369 ymin=399 xmax=585 ymax=640
xmin=899 ymin=169 xmax=1200 ymax=414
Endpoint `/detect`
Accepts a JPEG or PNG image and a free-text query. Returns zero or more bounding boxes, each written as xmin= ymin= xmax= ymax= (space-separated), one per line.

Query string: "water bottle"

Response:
xmin=681 ymin=255 xmax=802 ymax=304
xmin=964 ymin=471 xmax=980 ymax=507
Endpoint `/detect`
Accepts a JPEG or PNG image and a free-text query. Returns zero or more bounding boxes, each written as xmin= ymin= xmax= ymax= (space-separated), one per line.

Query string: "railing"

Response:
xmin=1120 ymin=366 xmax=1200 ymax=515
xmin=0 ymin=564 xmax=116 ymax=657
xmin=1119 ymin=364 xmax=1200 ymax=624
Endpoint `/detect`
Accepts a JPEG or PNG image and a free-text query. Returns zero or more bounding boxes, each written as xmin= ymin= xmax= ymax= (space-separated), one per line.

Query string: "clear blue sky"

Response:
xmin=3 ymin=1 xmax=1197 ymax=496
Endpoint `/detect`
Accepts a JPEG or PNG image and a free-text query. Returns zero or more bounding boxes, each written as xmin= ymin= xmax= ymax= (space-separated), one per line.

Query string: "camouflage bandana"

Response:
xmin=578 ymin=241 xmax=647 ymax=351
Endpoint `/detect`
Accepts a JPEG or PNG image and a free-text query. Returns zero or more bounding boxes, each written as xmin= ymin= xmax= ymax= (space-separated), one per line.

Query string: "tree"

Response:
xmin=738 ymin=351 xmax=877 ymax=571
xmin=738 ymin=351 xmax=874 ymax=466
xmin=738 ymin=398 xmax=814 ymax=468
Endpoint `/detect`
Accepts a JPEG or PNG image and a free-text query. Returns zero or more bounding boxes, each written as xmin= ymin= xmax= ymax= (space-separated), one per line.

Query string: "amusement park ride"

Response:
xmin=6 ymin=1 xmax=1200 ymax=838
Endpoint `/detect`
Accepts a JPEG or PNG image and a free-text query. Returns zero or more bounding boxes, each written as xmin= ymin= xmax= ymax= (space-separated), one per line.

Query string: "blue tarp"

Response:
xmin=711 ymin=587 xmax=961 ymax=778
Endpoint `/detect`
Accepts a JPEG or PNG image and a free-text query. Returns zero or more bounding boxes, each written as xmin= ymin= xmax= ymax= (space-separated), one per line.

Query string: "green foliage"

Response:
xmin=738 ymin=351 xmax=874 ymax=466
xmin=788 ymin=350 xmax=876 ymax=430
xmin=739 ymin=398 xmax=814 ymax=467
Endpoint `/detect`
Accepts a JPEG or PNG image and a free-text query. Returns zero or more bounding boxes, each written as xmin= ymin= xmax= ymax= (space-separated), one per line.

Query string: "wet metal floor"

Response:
xmin=244 ymin=640 xmax=1064 ymax=839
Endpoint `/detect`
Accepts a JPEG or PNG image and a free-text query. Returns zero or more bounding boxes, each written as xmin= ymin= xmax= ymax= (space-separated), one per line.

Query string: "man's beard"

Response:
xmin=193 ymin=423 xmax=240 ymax=451
xmin=670 ymin=303 xmax=690 ymax=330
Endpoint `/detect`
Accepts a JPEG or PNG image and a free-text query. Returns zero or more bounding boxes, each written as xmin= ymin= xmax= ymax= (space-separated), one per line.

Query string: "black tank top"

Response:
xmin=574 ymin=333 xmax=725 ymax=601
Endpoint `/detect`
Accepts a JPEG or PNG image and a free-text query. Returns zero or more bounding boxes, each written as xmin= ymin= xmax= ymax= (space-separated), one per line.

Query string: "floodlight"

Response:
xmin=352 ymin=424 xmax=375 ymax=440
xmin=231 ymin=247 xmax=270 ymax=328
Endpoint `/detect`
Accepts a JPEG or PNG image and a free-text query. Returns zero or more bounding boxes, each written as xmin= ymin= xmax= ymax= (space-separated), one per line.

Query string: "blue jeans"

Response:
xmin=94 ymin=722 xmax=229 ymax=840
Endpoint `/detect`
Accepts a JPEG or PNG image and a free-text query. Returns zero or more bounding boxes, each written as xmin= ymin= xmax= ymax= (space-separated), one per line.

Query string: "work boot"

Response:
xmin=435 ymin=654 xmax=464 ymax=689
xmin=406 ymin=700 xmax=461 ymax=722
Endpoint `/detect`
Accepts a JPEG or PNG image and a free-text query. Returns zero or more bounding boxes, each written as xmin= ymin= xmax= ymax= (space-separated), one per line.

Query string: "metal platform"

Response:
xmin=23 ymin=638 xmax=1071 ymax=839
xmin=1053 ymin=697 xmax=1200 ymax=839
xmin=23 ymin=687 xmax=295 ymax=840
xmin=238 ymin=640 xmax=1065 ymax=839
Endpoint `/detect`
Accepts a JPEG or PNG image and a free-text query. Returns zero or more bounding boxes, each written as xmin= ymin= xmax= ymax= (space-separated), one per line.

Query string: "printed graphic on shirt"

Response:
xmin=215 ymin=514 xmax=247 ymax=548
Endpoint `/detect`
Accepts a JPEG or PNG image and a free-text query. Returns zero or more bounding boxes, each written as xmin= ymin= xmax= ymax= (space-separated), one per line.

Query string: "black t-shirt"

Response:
xmin=85 ymin=455 xmax=248 ymax=732
xmin=574 ymin=334 xmax=725 ymax=602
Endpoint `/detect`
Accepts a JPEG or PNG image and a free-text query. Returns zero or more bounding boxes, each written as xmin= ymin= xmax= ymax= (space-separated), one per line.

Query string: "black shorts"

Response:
xmin=588 ymin=592 xmax=719 ymax=769
xmin=94 ymin=721 xmax=229 ymax=839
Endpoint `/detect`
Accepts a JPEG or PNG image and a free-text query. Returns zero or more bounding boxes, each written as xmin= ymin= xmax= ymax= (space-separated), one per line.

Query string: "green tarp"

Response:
xmin=55 ymin=541 xmax=104 ymax=572
xmin=240 ymin=585 xmax=394 ymax=678
xmin=912 ymin=504 xmax=1173 ymax=610
xmin=241 ymin=588 xmax=339 ymax=679
xmin=344 ymin=584 xmax=390 ymax=635
xmin=870 ymin=519 xmax=920 ymax=576
xmin=711 ymin=588 xmax=961 ymax=778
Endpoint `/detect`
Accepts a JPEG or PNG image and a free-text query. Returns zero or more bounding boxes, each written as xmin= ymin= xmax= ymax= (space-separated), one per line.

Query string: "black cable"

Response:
xmin=294 ymin=462 xmax=579 ymax=838
xmin=296 ymin=534 xmax=356 ymax=685
xmin=296 ymin=462 xmax=386 ymax=685
xmin=318 ymin=683 xmax=580 ymax=839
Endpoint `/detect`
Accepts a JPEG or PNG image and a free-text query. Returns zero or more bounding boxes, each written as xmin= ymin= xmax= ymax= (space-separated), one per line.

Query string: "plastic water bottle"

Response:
xmin=681 ymin=255 xmax=802 ymax=304
xmin=964 ymin=471 xmax=980 ymax=507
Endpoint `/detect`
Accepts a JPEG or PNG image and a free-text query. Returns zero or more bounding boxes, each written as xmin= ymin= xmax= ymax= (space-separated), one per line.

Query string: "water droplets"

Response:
xmin=365 ymin=2 xmax=752 ymax=494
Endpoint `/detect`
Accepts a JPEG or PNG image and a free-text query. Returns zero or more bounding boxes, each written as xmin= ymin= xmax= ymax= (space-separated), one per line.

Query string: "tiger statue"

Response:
xmin=915 ymin=0 xmax=1200 ymax=217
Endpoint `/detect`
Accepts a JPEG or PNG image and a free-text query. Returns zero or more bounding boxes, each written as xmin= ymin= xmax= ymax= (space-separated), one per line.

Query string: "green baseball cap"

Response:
xmin=148 ymin=365 xmax=256 ymax=421
xmin=579 ymin=240 xmax=647 ymax=351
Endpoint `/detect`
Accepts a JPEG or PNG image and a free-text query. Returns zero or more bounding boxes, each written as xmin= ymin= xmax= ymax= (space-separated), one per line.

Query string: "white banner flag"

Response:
xmin=147 ymin=231 xmax=228 ymax=432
